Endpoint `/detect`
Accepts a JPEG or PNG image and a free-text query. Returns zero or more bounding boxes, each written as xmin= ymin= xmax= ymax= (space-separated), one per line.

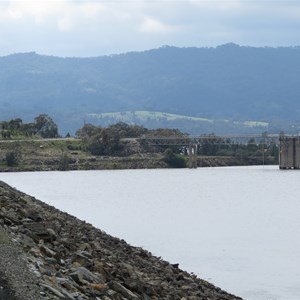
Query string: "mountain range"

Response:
xmin=1 ymin=43 xmax=300 ymax=135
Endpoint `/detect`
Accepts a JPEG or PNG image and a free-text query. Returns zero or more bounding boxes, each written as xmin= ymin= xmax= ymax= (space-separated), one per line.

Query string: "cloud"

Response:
xmin=188 ymin=0 xmax=243 ymax=11
xmin=139 ymin=17 xmax=178 ymax=33
xmin=0 ymin=0 xmax=299 ymax=56
xmin=57 ymin=15 xmax=73 ymax=32
xmin=4 ymin=1 xmax=65 ymax=24
xmin=1 ymin=1 xmax=106 ymax=29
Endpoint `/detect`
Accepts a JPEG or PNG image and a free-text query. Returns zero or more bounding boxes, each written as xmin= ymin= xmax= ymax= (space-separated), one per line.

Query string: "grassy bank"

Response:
xmin=0 ymin=139 xmax=166 ymax=171
xmin=0 ymin=138 xmax=277 ymax=172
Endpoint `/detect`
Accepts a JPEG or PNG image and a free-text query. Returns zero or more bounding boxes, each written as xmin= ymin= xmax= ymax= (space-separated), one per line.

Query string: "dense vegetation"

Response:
xmin=1 ymin=45 xmax=300 ymax=134
xmin=75 ymin=122 xmax=279 ymax=166
xmin=0 ymin=114 xmax=58 ymax=139
xmin=0 ymin=116 xmax=279 ymax=169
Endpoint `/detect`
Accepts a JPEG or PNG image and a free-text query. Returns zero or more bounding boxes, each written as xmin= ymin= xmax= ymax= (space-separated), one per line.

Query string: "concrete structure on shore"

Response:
xmin=279 ymin=136 xmax=300 ymax=169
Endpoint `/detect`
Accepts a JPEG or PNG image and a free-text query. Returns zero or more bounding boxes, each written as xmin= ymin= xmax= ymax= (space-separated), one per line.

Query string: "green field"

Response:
xmin=88 ymin=111 xmax=269 ymax=128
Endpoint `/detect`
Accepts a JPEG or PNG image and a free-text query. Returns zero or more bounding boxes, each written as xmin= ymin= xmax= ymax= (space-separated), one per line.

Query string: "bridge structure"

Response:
xmin=140 ymin=134 xmax=280 ymax=168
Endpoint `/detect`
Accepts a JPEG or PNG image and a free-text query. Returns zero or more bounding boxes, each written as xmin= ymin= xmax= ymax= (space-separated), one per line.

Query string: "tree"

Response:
xmin=87 ymin=127 xmax=122 ymax=155
xmin=21 ymin=123 xmax=37 ymax=137
xmin=76 ymin=123 xmax=98 ymax=140
xmin=8 ymin=118 xmax=22 ymax=134
xmin=163 ymin=148 xmax=187 ymax=168
xmin=76 ymin=123 xmax=124 ymax=156
xmin=34 ymin=114 xmax=59 ymax=138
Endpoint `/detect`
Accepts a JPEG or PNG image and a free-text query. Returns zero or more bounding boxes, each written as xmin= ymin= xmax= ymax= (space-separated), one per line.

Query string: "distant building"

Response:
xmin=279 ymin=136 xmax=300 ymax=169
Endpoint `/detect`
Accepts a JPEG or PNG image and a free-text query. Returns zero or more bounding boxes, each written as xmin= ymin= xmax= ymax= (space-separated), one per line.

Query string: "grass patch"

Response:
xmin=88 ymin=111 xmax=214 ymax=123
xmin=88 ymin=111 xmax=269 ymax=128
xmin=243 ymin=121 xmax=269 ymax=127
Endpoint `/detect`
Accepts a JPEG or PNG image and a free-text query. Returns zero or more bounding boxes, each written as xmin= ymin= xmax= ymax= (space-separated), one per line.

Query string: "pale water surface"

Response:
xmin=0 ymin=166 xmax=299 ymax=300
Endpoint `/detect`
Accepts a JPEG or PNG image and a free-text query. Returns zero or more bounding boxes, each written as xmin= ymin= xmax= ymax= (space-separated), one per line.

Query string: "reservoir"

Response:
xmin=0 ymin=166 xmax=299 ymax=300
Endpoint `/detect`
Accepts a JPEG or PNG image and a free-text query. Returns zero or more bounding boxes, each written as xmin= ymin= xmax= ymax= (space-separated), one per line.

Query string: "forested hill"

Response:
xmin=1 ymin=44 xmax=300 ymax=134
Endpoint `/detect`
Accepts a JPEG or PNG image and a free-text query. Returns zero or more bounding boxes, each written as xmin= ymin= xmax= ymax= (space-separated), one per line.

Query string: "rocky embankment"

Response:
xmin=0 ymin=181 xmax=243 ymax=300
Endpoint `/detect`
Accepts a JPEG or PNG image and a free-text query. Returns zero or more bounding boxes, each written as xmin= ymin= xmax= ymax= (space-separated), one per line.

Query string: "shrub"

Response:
xmin=58 ymin=153 xmax=70 ymax=171
xmin=5 ymin=151 xmax=18 ymax=167
xmin=163 ymin=148 xmax=187 ymax=168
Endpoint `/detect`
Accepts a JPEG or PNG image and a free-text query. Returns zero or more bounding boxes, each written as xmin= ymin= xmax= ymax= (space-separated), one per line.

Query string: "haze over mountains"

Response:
xmin=1 ymin=43 xmax=300 ymax=135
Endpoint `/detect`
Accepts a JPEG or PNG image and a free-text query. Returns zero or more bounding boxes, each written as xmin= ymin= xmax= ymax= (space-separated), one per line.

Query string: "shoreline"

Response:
xmin=0 ymin=138 xmax=277 ymax=172
xmin=0 ymin=180 xmax=243 ymax=300
xmin=0 ymin=155 xmax=271 ymax=172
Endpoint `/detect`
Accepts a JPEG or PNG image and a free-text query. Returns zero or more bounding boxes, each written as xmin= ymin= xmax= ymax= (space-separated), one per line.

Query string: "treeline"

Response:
xmin=75 ymin=122 xmax=185 ymax=155
xmin=0 ymin=114 xmax=58 ymax=139
xmin=75 ymin=122 xmax=279 ymax=166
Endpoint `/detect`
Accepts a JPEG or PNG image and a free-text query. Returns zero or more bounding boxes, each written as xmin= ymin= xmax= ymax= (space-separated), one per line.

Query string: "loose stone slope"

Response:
xmin=0 ymin=181 xmax=243 ymax=300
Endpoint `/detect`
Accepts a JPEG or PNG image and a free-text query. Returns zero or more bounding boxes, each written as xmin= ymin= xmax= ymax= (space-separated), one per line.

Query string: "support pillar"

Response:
xmin=188 ymin=144 xmax=198 ymax=168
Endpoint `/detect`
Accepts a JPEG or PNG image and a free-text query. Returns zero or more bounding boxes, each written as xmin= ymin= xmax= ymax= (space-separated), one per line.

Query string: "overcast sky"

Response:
xmin=0 ymin=0 xmax=300 ymax=57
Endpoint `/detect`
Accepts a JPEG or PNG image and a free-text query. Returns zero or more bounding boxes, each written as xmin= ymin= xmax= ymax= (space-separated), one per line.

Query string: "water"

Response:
xmin=0 ymin=166 xmax=299 ymax=300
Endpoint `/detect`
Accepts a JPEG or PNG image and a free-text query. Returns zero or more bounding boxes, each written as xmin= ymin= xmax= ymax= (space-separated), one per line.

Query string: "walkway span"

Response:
xmin=140 ymin=134 xmax=280 ymax=168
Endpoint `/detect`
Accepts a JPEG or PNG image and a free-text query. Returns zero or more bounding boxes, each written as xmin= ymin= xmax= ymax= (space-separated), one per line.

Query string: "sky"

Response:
xmin=0 ymin=0 xmax=300 ymax=57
